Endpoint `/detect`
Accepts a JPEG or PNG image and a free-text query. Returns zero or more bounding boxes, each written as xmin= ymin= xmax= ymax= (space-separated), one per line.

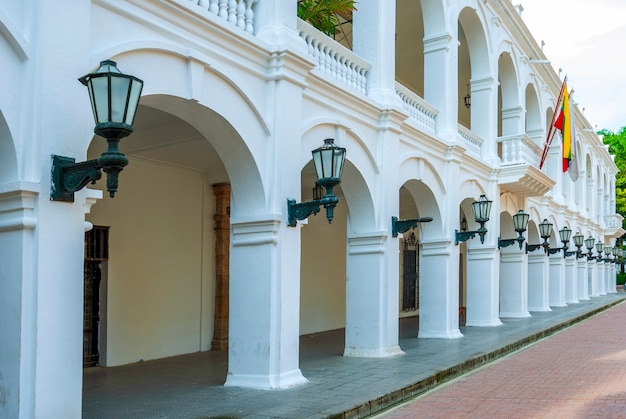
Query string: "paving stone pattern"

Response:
xmin=381 ymin=298 xmax=626 ymax=419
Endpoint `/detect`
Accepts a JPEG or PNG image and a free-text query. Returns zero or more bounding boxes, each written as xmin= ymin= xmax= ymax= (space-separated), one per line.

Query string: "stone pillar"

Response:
xmin=597 ymin=262 xmax=607 ymax=295
xmin=577 ymin=258 xmax=589 ymax=300
xmin=344 ymin=234 xmax=403 ymax=357
xmin=423 ymin=33 xmax=457 ymax=136
xmin=225 ymin=218 xmax=306 ymax=389
xmin=528 ymin=253 xmax=550 ymax=311
xmin=589 ymin=261 xmax=599 ymax=297
xmin=501 ymin=106 xmax=524 ymax=136
xmin=352 ymin=0 xmax=399 ymax=104
xmin=0 ymin=187 xmax=38 ymax=419
xmin=499 ymin=247 xmax=530 ymax=318
xmin=466 ymin=246 xmax=501 ymax=326
xmin=610 ymin=263 xmax=617 ymax=293
xmin=418 ymin=239 xmax=462 ymax=338
xmin=548 ymin=253 xmax=566 ymax=307
xmin=254 ymin=0 xmax=306 ymax=52
xmin=211 ymin=183 xmax=230 ymax=351
xmin=564 ymin=255 xmax=578 ymax=304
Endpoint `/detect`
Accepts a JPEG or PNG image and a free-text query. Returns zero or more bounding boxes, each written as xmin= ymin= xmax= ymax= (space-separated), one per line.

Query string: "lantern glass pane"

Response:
xmin=573 ymin=232 xmax=584 ymax=247
xmin=512 ymin=210 xmax=529 ymax=231
xmin=319 ymin=148 xmax=334 ymax=180
xmin=539 ymin=220 xmax=552 ymax=238
xmin=604 ymin=246 xmax=612 ymax=255
xmin=559 ymin=227 xmax=572 ymax=243
xmin=125 ymin=79 xmax=143 ymax=125
xmin=91 ymin=77 xmax=110 ymax=123
xmin=596 ymin=242 xmax=603 ymax=252
xmin=110 ymin=76 xmax=131 ymax=123
xmin=332 ymin=148 xmax=345 ymax=179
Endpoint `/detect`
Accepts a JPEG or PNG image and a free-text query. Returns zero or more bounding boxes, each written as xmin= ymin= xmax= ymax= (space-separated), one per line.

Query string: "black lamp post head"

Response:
xmin=51 ymin=59 xmax=143 ymax=202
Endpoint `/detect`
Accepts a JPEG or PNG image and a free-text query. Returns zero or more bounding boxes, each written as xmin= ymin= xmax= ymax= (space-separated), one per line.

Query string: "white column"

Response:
xmin=0 ymin=186 xmax=38 ymax=419
xmin=589 ymin=261 xmax=599 ymax=297
xmin=470 ymin=76 xmax=499 ymax=163
xmin=501 ymin=106 xmax=524 ymax=136
xmin=597 ymin=261 xmax=607 ymax=295
xmin=466 ymin=246 xmax=502 ymax=326
xmin=609 ymin=263 xmax=617 ymax=293
xmin=564 ymin=255 xmax=578 ymax=304
xmin=528 ymin=252 xmax=550 ymax=311
xmin=254 ymin=0 xmax=306 ymax=52
xmin=577 ymin=258 xmax=590 ymax=300
xmin=418 ymin=239 xmax=462 ymax=339
xmin=499 ymin=247 xmax=530 ymax=318
xmin=548 ymin=253 xmax=566 ymax=307
xmin=352 ymin=0 xmax=398 ymax=104
xmin=226 ymin=218 xmax=306 ymax=389
xmin=344 ymin=234 xmax=403 ymax=357
xmin=423 ymin=33 xmax=457 ymax=136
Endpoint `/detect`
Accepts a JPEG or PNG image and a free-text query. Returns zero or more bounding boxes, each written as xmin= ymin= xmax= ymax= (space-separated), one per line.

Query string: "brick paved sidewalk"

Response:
xmin=380 ymin=300 xmax=626 ymax=419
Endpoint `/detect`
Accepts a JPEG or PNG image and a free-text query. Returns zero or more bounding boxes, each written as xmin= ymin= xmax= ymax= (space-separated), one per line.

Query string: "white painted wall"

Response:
xmin=87 ymin=158 xmax=215 ymax=366
xmin=299 ymin=197 xmax=347 ymax=335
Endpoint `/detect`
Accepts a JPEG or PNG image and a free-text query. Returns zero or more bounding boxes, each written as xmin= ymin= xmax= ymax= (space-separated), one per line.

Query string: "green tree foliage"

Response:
xmin=600 ymin=126 xmax=626 ymax=239
xmin=297 ymin=0 xmax=357 ymax=36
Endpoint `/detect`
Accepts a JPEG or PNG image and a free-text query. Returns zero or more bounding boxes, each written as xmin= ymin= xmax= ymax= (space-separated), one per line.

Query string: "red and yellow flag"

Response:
xmin=553 ymin=82 xmax=572 ymax=173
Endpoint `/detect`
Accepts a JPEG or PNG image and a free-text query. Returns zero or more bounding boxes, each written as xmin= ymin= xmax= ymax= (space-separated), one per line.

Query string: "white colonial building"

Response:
xmin=1 ymin=0 xmax=623 ymax=417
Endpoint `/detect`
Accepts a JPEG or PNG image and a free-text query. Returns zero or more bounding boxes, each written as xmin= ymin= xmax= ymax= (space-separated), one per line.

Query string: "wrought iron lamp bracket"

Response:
xmin=392 ymin=216 xmax=433 ymax=237
xmin=287 ymin=192 xmax=339 ymax=227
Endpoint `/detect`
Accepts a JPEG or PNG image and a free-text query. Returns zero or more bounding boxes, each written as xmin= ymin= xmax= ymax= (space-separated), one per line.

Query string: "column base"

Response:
xmin=343 ymin=345 xmax=405 ymax=358
xmin=499 ymin=311 xmax=531 ymax=319
xmin=465 ymin=319 xmax=503 ymax=327
xmin=418 ymin=329 xmax=463 ymax=339
xmin=224 ymin=369 xmax=307 ymax=390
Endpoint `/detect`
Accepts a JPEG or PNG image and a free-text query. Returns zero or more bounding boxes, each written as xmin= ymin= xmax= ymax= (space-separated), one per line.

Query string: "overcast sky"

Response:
xmin=519 ymin=0 xmax=626 ymax=132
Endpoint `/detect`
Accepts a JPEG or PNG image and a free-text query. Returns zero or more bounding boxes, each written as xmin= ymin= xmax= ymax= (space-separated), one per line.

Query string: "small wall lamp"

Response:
xmin=525 ymin=219 xmax=553 ymax=253
xmin=581 ymin=236 xmax=596 ymax=260
xmin=568 ymin=231 xmax=584 ymax=258
xmin=287 ymin=138 xmax=346 ymax=227
xmin=498 ymin=210 xmax=529 ymax=250
xmin=392 ymin=216 xmax=433 ymax=238
xmin=595 ymin=242 xmax=604 ymax=262
xmin=464 ymin=84 xmax=471 ymax=108
xmin=51 ymin=60 xmax=143 ymax=202
xmin=455 ymin=195 xmax=492 ymax=245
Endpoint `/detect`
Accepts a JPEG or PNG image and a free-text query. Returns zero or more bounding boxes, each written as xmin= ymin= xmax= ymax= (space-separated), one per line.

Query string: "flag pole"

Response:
xmin=539 ymin=75 xmax=568 ymax=169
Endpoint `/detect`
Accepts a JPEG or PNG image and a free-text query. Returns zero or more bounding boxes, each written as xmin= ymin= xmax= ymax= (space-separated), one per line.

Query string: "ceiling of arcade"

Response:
xmin=89 ymin=106 xmax=228 ymax=182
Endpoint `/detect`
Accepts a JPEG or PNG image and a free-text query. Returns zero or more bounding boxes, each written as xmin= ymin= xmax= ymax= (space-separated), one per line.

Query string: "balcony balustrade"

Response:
xmin=457 ymin=124 xmax=484 ymax=158
xmin=189 ymin=0 xmax=256 ymax=34
xmin=498 ymin=134 xmax=542 ymax=167
xmin=298 ymin=19 xmax=370 ymax=95
xmin=396 ymin=83 xmax=438 ymax=135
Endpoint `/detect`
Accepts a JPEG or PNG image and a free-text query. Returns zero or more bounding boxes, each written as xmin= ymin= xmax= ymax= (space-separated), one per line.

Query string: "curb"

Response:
xmin=332 ymin=298 xmax=625 ymax=419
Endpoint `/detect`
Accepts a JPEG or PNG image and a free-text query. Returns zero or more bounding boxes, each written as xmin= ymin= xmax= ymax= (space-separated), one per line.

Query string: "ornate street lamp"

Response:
xmin=455 ymin=195 xmax=492 ymax=245
xmin=584 ymin=236 xmax=596 ymax=260
xmin=603 ymin=246 xmax=613 ymax=263
xmin=595 ymin=242 xmax=604 ymax=262
xmin=51 ymin=60 xmax=143 ymax=202
xmin=287 ymin=138 xmax=346 ymax=227
xmin=571 ymin=231 xmax=584 ymax=258
xmin=498 ymin=209 xmax=530 ymax=250
xmin=526 ymin=219 xmax=553 ymax=253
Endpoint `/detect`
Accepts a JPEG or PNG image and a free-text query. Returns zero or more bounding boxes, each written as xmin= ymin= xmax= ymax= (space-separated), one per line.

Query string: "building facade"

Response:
xmin=1 ymin=0 xmax=623 ymax=417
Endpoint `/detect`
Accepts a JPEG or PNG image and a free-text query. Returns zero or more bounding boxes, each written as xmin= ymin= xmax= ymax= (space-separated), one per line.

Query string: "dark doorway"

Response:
xmin=83 ymin=226 xmax=109 ymax=367
xmin=402 ymin=232 xmax=419 ymax=311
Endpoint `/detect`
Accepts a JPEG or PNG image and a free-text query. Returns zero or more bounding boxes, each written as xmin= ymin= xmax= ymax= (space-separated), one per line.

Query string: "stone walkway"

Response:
xmin=83 ymin=294 xmax=625 ymax=418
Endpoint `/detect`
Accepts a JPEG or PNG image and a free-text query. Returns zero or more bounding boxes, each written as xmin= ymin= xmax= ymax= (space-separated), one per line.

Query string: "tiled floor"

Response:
xmin=83 ymin=294 xmax=625 ymax=418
